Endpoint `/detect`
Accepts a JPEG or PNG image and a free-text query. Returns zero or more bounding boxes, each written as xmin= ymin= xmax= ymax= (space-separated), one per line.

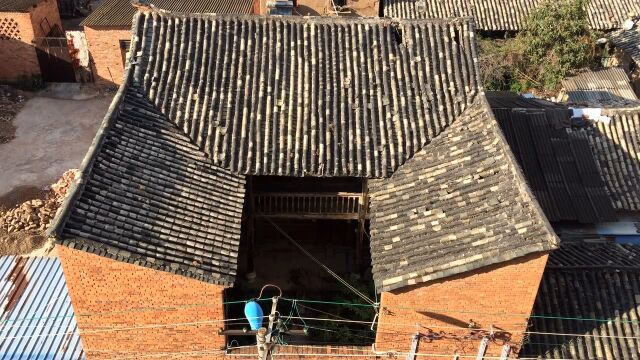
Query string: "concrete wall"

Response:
xmin=375 ymin=252 xmax=549 ymax=358
xmin=0 ymin=0 xmax=62 ymax=82
xmin=57 ymin=246 xmax=227 ymax=360
xmin=257 ymin=0 xmax=378 ymax=16
xmin=84 ymin=26 xmax=130 ymax=87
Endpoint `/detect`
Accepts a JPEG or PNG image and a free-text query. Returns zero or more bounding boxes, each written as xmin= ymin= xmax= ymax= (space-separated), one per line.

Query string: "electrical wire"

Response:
xmin=259 ymin=214 xmax=378 ymax=307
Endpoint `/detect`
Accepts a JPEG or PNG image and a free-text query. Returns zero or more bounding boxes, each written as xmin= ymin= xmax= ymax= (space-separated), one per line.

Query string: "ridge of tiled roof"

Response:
xmin=560 ymin=68 xmax=640 ymax=108
xmin=521 ymin=242 xmax=640 ymax=359
xmin=487 ymin=92 xmax=617 ymax=224
xmin=382 ymin=0 xmax=640 ymax=31
xmin=569 ymin=109 xmax=640 ymax=212
xmin=368 ymin=99 xmax=559 ymax=292
xmin=81 ymin=0 xmax=254 ymax=27
xmin=52 ymin=10 xmax=558 ymax=289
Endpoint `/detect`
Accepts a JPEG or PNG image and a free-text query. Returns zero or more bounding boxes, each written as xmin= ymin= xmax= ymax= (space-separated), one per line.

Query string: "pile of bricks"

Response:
xmin=0 ymin=169 xmax=78 ymax=234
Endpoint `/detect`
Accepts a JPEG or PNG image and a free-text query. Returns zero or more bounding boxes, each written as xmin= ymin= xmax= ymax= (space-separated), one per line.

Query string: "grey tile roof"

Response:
xmin=368 ymin=100 xmax=559 ymax=292
xmin=133 ymin=12 xmax=481 ymax=178
xmin=0 ymin=0 xmax=39 ymax=12
xmin=382 ymin=0 xmax=640 ymax=31
xmin=570 ymin=109 xmax=640 ymax=212
xmin=560 ymin=68 xmax=640 ymax=107
xmin=53 ymin=10 xmax=557 ymax=289
xmin=609 ymin=26 xmax=640 ymax=66
xmin=81 ymin=0 xmax=254 ymax=27
xmin=50 ymin=86 xmax=246 ymax=286
xmin=487 ymin=92 xmax=617 ymax=224
xmin=520 ymin=242 xmax=640 ymax=359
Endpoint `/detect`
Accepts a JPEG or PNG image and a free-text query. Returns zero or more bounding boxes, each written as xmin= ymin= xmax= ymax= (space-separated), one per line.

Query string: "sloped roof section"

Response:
xmin=382 ymin=0 xmax=640 ymax=31
xmin=368 ymin=100 xmax=558 ymax=292
xmin=609 ymin=26 xmax=640 ymax=66
xmin=487 ymin=92 xmax=617 ymax=223
xmin=560 ymin=68 xmax=639 ymax=107
xmin=0 ymin=0 xmax=38 ymax=12
xmin=51 ymin=85 xmax=246 ymax=286
xmin=0 ymin=256 xmax=85 ymax=359
xmin=521 ymin=242 xmax=640 ymax=359
xmin=133 ymin=13 xmax=481 ymax=177
xmin=81 ymin=0 xmax=254 ymax=27
xmin=571 ymin=110 xmax=640 ymax=211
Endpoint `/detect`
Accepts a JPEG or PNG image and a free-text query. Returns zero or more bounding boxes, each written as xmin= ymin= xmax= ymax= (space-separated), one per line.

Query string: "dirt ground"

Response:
xmin=0 ymin=84 xmax=112 ymax=255
xmin=0 ymin=90 xmax=112 ymax=209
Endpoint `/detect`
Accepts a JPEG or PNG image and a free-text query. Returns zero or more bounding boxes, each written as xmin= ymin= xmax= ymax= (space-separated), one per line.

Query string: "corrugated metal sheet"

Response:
xmin=81 ymin=0 xmax=254 ymax=27
xmin=0 ymin=256 xmax=85 ymax=360
xmin=0 ymin=0 xmax=39 ymax=12
xmin=561 ymin=67 xmax=640 ymax=107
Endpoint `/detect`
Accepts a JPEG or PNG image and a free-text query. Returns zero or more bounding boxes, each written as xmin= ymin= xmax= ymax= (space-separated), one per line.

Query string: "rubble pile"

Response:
xmin=0 ymin=170 xmax=78 ymax=235
xmin=0 ymin=85 xmax=27 ymax=144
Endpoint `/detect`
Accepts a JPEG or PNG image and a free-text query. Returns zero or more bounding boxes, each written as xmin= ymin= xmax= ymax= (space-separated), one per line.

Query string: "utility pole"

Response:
xmin=256 ymin=328 xmax=268 ymax=360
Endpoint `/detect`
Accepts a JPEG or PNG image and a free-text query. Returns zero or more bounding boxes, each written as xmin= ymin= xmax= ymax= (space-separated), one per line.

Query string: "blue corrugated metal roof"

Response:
xmin=0 ymin=256 xmax=85 ymax=360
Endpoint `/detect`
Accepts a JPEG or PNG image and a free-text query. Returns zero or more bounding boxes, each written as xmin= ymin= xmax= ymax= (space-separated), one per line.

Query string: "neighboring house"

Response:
xmin=521 ymin=241 xmax=640 ymax=359
xmin=0 ymin=0 xmax=63 ymax=82
xmin=609 ymin=23 xmax=640 ymax=94
xmin=0 ymin=256 xmax=85 ymax=359
xmin=382 ymin=0 xmax=640 ymax=31
xmin=559 ymin=68 xmax=640 ymax=107
xmin=80 ymin=0 xmax=256 ymax=87
xmin=48 ymin=8 xmax=560 ymax=359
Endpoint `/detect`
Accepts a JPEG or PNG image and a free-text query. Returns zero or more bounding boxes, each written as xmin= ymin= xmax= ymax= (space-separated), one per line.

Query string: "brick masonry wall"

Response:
xmin=375 ymin=252 xmax=549 ymax=359
xmin=84 ymin=26 xmax=130 ymax=87
xmin=57 ymin=246 xmax=227 ymax=360
xmin=0 ymin=0 xmax=62 ymax=82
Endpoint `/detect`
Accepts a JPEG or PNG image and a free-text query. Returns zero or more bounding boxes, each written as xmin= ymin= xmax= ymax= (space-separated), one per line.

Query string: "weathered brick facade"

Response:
xmin=0 ymin=0 xmax=62 ymax=82
xmin=376 ymin=252 xmax=549 ymax=358
xmin=57 ymin=246 xmax=227 ymax=360
xmin=84 ymin=26 xmax=130 ymax=87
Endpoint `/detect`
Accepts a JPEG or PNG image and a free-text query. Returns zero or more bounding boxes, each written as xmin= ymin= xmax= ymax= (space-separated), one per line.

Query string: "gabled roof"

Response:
xmin=368 ymin=100 xmax=558 ymax=291
xmin=487 ymin=92 xmax=617 ymax=223
xmin=382 ymin=0 xmax=640 ymax=31
xmin=572 ymin=109 xmax=640 ymax=211
xmin=81 ymin=0 xmax=254 ymax=27
xmin=0 ymin=256 xmax=85 ymax=359
xmin=521 ymin=242 xmax=640 ymax=359
xmin=0 ymin=0 xmax=39 ymax=12
xmin=560 ymin=68 xmax=639 ymax=107
xmin=52 ymin=9 xmax=557 ymax=290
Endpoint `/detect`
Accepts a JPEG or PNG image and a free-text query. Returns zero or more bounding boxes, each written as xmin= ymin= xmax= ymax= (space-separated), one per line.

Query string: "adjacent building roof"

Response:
xmin=382 ymin=0 xmax=640 ymax=31
xmin=521 ymin=242 xmax=640 ymax=359
xmin=52 ymin=9 xmax=557 ymax=291
xmin=0 ymin=256 xmax=85 ymax=359
xmin=0 ymin=0 xmax=39 ymax=12
xmin=487 ymin=92 xmax=617 ymax=223
xmin=572 ymin=109 xmax=640 ymax=212
xmin=81 ymin=0 xmax=255 ymax=27
xmin=609 ymin=25 xmax=640 ymax=67
xmin=560 ymin=68 xmax=639 ymax=107
xmin=368 ymin=100 xmax=558 ymax=291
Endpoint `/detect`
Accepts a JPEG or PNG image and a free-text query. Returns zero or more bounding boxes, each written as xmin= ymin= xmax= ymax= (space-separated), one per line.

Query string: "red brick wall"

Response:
xmin=57 ymin=246 xmax=227 ymax=360
xmin=375 ymin=252 xmax=549 ymax=359
xmin=84 ymin=26 xmax=130 ymax=87
xmin=0 ymin=0 xmax=62 ymax=82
